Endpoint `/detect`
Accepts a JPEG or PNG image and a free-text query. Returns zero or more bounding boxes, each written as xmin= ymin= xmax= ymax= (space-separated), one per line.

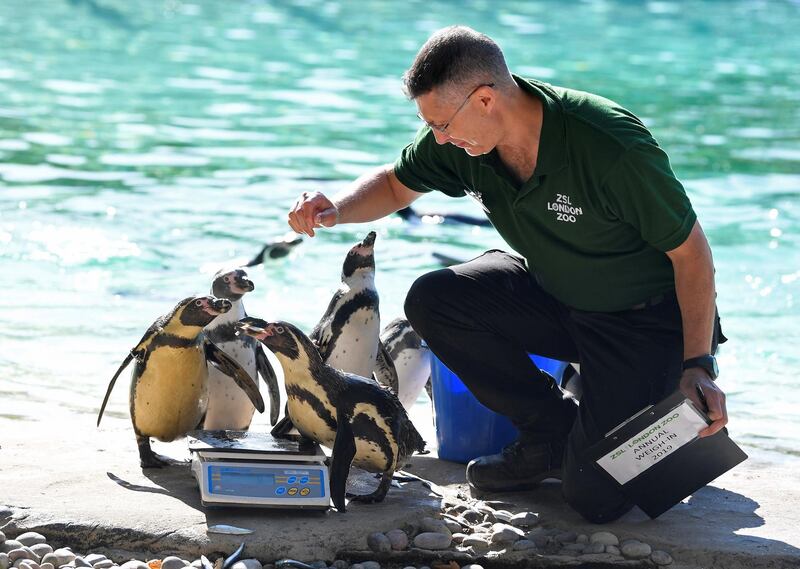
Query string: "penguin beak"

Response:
xmin=236 ymin=317 xmax=271 ymax=341
xmin=361 ymin=231 xmax=376 ymax=248
xmin=232 ymin=275 xmax=255 ymax=294
xmin=206 ymin=298 xmax=232 ymax=315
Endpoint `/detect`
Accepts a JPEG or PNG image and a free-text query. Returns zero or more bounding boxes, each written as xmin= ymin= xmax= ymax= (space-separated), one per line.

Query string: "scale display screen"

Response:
xmin=207 ymin=464 xmax=326 ymax=499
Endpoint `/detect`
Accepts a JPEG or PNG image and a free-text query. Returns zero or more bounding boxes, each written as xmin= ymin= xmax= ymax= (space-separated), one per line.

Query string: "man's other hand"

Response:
xmin=680 ymin=367 xmax=728 ymax=438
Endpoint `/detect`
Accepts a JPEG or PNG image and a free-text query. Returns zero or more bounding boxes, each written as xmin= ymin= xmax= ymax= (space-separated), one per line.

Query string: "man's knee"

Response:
xmin=404 ymin=269 xmax=453 ymax=331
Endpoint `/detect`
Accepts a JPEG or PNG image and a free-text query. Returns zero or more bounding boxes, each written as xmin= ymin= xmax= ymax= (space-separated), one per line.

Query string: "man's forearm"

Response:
xmin=333 ymin=165 xmax=419 ymax=224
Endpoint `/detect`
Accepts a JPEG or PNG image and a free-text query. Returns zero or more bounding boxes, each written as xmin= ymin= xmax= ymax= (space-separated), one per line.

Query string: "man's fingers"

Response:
xmin=315 ymin=207 xmax=338 ymax=228
xmin=698 ymin=388 xmax=728 ymax=438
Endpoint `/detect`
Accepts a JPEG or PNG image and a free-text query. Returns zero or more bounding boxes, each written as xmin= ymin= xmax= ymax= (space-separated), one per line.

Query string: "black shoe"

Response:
xmin=466 ymin=439 xmax=564 ymax=493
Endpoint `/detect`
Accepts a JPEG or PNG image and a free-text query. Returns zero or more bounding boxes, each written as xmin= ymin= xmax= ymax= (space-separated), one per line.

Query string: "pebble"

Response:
xmin=0 ymin=531 xmax=5 ymax=544
xmin=350 ymin=564 xmax=364 ymax=569
xmin=9 ymin=549 xmax=38 ymax=563
xmin=576 ymin=534 xmax=589 ymax=544
xmin=461 ymin=565 xmax=485 ymax=569
xmin=554 ymin=531 xmax=577 ymax=544
xmin=385 ymin=529 xmax=408 ymax=551
xmin=413 ymin=532 xmax=451 ymax=550
xmin=512 ymin=540 xmax=536 ymax=552
xmin=0 ymin=508 xmax=11 ymax=522
xmin=524 ymin=530 xmax=550 ymax=549
xmin=84 ymin=556 xmax=107 ymax=565
xmin=231 ymin=561 xmax=261 ymax=569
xmin=606 ymin=545 xmax=621 ymax=555
xmin=309 ymin=563 xmax=326 ymax=569
xmin=620 ymin=539 xmax=652 ymax=559
xmin=366 ymin=533 xmax=391 ymax=554
xmin=583 ymin=543 xmax=605 ymax=555
xmin=562 ymin=543 xmax=585 ymax=553
xmin=1 ymin=542 xmax=23 ymax=555
xmin=651 ymin=550 xmax=674 ymax=565
xmin=15 ymin=536 xmax=45 ymax=549
xmin=160 ymin=557 xmax=187 ymax=569
xmin=74 ymin=557 xmax=93 ymax=568
xmin=119 ymin=561 xmax=149 ymax=569
xmin=461 ymin=534 xmax=491 ymax=550
xmin=39 ymin=564 xmax=53 ymax=569
xmin=442 ymin=519 xmax=462 ymax=534
xmin=330 ymin=562 xmax=348 ymax=569
xmin=461 ymin=509 xmax=482 ymax=524
xmin=451 ymin=533 xmax=466 ymax=545
xmin=489 ymin=524 xmax=524 ymax=545
xmin=28 ymin=548 xmax=50 ymax=561
xmin=360 ymin=562 xmax=380 ymax=569
xmin=52 ymin=550 xmax=76 ymax=567
xmin=589 ymin=531 xmax=619 ymax=546
xmin=419 ymin=517 xmax=451 ymax=537
xmin=509 ymin=512 xmax=539 ymax=528
xmin=1 ymin=553 xmax=9 ymax=569
xmin=492 ymin=510 xmax=513 ymax=523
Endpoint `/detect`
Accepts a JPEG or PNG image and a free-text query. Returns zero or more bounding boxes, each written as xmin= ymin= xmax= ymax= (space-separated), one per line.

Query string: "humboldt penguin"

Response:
xmin=203 ymin=268 xmax=281 ymax=428
xmin=244 ymin=231 xmax=304 ymax=267
xmin=396 ymin=205 xmax=492 ymax=227
xmin=236 ymin=317 xmax=426 ymax=512
xmin=310 ymin=231 xmax=381 ymax=378
xmin=97 ymin=296 xmax=265 ymax=468
xmin=375 ymin=318 xmax=432 ymax=411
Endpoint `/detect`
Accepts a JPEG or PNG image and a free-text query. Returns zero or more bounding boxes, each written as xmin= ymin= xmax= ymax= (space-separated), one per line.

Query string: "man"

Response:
xmin=287 ymin=26 xmax=727 ymax=523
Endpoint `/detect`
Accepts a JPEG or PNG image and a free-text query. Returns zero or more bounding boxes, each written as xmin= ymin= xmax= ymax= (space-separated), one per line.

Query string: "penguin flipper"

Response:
xmin=97 ymin=351 xmax=134 ymax=427
xmin=204 ymin=339 xmax=266 ymax=413
xmin=255 ymin=344 xmax=281 ymax=425
xmin=373 ymin=340 xmax=399 ymax=393
xmin=330 ymin=408 xmax=357 ymax=512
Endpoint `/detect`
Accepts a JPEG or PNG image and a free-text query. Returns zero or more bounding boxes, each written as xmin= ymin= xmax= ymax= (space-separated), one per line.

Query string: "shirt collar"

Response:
xmin=512 ymin=74 xmax=568 ymax=177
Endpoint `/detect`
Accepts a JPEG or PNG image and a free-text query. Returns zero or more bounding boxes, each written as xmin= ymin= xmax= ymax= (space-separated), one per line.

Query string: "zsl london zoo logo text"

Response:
xmin=547 ymin=193 xmax=583 ymax=223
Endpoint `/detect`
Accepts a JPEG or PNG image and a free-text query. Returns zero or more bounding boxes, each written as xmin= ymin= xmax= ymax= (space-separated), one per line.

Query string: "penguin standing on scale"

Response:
xmin=203 ymin=267 xmax=281 ymax=429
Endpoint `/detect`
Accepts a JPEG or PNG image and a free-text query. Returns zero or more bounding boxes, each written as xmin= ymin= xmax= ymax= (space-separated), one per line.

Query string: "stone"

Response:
xmin=651 ymin=550 xmax=674 ymax=565
xmin=28 ymin=548 xmax=50 ymax=561
xmin=360 ymin=562 xmax=380 ymax=569
xmin=413 ymin=532 xmax=451 ymax=550
xmin=461 ymin=534 xmax=490 ymax=551
xmin=576 ymin=534 xmax=589 ymax=544
xmin=74 ymin=557 xmax=93 ymax=568
xmin=554 ymin=531 xmax=577 ymax=544
xmin=50 ymin=550 xmax=76 ymax=567
xmin=509 ymin=512 xmax=539 ymax=528
xmin=1 ymin=543 xmax=23 ymax=555
xmin=160 ymin=557 xmax=186 ymax=569
xmin=9 ymin=549 xmax=38 ymax=563
xmin=385 ymin=529 xmax=408 ymax=551
xmin=606 ymin=545 xmax=621 ymax=555
xmin=492 ymin=510 xmax=513 ymax=523
xmin=512 ymin=540 xmax=536 ymax=552
xmin=84 ymin=556 xmax=106 ymax=566
xmin=0 ymin=531 xmax=5 ymax=544
xmin=330 ymin=562 xmax=348 ymax=569
xmin=583 ymin=543 xmax=605 ymax=555
xmin=419 ymin=517 xmax=451 ymax=537
xmin=489 ymin=524 xmax=524 ymax=545
xmin=350 ymin=564 xmax=364 ymax=569
xmin=590 ymin=531 xmax=619 ymax=546
xmin=442 ymin=519 xmax=462 ymax=534
xmin=0 ymin=508 xmax=11 ymax=523
xmin=620 ymin=540 xmax=652 ymax=560
xmin=1 ymin=553 xmax=9 ymax=569
xmin=366 ymin=532 xmax=391 ymax=554
xmin=309 ymin=563 xmax=326 ymax=569
xmin=579 ymin=553 xmax=622 ymax=563
xmin=461 ymin=565 xmax=485 ymax=569
xmin=230 ymin=561 xmax=261 ymax=569
xmin=451 ymin=533 xmax=466 ymax=545
xmin=39 ymin=564 xmax=54 ymax=569
xmin=119 ymin=562 xmax=149 ymax=569
xmin=461 ymin=509 xmax=482 ymax=524
xmin=562 ymin=543 xmax=586 ymax=553
xmin=14 ymin=536 xmax=45 ymax=549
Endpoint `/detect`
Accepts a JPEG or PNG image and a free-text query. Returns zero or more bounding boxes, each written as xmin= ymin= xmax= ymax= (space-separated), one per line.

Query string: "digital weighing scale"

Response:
xmin=188 ymin=430 xmax=330 ymax=510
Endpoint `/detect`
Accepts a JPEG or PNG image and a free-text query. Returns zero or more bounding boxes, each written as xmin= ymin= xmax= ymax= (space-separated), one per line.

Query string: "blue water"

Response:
xmin=0 ymin=1 xmax=798 ymax=461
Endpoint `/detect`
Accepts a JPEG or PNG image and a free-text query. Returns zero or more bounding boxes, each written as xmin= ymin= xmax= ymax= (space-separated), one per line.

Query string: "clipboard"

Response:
xmin=585 ymin=390 xmax=747 ymax=519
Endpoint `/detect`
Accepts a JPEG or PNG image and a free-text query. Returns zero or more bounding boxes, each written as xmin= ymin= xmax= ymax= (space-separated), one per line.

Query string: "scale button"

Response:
xmin=300 ymin=488 xmax=310 ymax=496
xmin=287 ymin=487 xmax=298 ymax=496
xmin=287 ymin=476 xmax=297 ymax=484
xmin=299 ymin=476 xmax=309 ymax=484
xmin=275 ymin=487 xmax=287 ymax=496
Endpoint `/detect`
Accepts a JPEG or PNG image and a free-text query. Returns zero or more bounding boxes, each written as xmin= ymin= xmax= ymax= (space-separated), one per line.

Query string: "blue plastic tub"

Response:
xmin=431 ymin=353 xmax=568 ymax=464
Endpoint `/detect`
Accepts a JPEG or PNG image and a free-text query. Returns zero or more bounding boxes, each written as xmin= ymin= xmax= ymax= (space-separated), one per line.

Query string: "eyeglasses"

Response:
xmin=417 ymin=83 xmax=494 ymax=134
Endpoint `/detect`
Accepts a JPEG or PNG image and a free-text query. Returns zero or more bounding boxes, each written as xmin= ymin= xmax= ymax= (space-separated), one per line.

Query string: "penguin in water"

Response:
xmin=236 ymin=318 xmax=426 ymax=512
xmin=203 ymin=268 xmax=281 ymax=428
xmin=97 ymin=296 xmax=265 ymax=468
xmin=310 ymin=231 xmax=382 ymax=379
xmin=375 ymin=318 xmax=432 ymax=411
xmin=244 ymin=231 xmax=304 ymax=268
xmin=396 ymin=205 xmax=492 ymax=227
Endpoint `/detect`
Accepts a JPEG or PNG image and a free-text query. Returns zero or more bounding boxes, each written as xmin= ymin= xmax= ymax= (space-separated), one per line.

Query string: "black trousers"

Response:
xmin=405 ymin=250 xmax=724 ymax=523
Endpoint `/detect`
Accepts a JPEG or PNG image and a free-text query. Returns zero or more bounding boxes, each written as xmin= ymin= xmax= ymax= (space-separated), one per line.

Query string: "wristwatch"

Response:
xmin=682 ymin=354 xmax=718 ymax=380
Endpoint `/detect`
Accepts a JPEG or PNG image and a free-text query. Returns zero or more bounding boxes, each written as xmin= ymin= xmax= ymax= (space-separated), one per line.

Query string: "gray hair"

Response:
xmin=402 ymin=26 xmax=514 ymax=101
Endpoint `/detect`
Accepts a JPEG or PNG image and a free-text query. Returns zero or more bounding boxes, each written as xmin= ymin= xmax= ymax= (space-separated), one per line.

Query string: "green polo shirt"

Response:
xmin=393 ymin=76 xmax=696 ymax=312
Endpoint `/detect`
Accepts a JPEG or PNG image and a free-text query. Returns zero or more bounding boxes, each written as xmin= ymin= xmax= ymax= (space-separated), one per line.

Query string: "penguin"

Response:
xmin=375 ymin=318 xmax=432 ymax=411
xmin=203 ymin=267 xmax=281 ymax=429
xmin=236 ymin=317 xmax=426 ymax=512
xmin=396 ymin=205 xmax=492 ymax=227
xmin=97 ymin=295 xmax=265 ymax=468
xmin=309 ymin=231 xmax=382 ymax=379
xmin=244 ymin=232 xmax=303 ymax=268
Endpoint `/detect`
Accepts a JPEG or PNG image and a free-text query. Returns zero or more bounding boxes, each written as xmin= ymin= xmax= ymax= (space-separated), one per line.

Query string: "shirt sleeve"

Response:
xmin=393 ymin=127 xmax=467 ymax=197
xmin=602 ymin=142 xmax=697 ymax=252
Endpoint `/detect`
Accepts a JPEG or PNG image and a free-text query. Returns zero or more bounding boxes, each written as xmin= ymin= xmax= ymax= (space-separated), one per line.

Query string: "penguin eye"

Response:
xmin=194 ymin=300 xmax=204 ymax=307
xmin=276 ymin=326 xmax=285 ymax=334
xmin=224 ymin=276 xmax=232 ymax=283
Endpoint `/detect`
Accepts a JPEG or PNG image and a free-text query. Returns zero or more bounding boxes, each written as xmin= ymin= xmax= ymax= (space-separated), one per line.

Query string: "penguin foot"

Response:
xmin=139 ymin=452 xmax=170 ymax=469
xmin=345 ymin=472 xmax=392 ymax=504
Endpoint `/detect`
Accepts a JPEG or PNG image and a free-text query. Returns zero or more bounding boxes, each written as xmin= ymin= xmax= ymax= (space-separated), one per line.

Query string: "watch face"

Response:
xmin=709 ymin=356 xmax=719 ymax=377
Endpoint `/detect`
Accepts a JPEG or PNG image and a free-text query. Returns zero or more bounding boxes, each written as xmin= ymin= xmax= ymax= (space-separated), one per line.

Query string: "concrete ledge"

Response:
xmin=1 ymin=417 xmax=798 ymax=568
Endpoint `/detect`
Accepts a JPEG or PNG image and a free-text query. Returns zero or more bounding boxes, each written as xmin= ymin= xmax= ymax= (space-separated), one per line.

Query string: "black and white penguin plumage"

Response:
xmin=375 ymin=318 xmax=432 ymax=411
xmin=310 ymin=231 xmax=381 ymax=378
xmin=97 ymin=296 xmax=265 ymax=468
xmin=236 ymin=317 xmax=426 ymax=512
xmin=396 ymin=205 xmax=491 ymax=227
xmin=203 ymin=268 xmax=280 ymax=429
xmin=244 ymin=231 xmax=304 ymax=268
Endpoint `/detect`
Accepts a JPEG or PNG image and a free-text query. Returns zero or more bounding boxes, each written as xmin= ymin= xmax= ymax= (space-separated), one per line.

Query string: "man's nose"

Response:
xmin=432 ymin=129 xmax=451 ymax=145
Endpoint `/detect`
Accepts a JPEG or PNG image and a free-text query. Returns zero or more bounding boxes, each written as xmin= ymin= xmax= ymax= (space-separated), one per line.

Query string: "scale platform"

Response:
xmin=188 ymin=430 xmax=330 ymax=510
